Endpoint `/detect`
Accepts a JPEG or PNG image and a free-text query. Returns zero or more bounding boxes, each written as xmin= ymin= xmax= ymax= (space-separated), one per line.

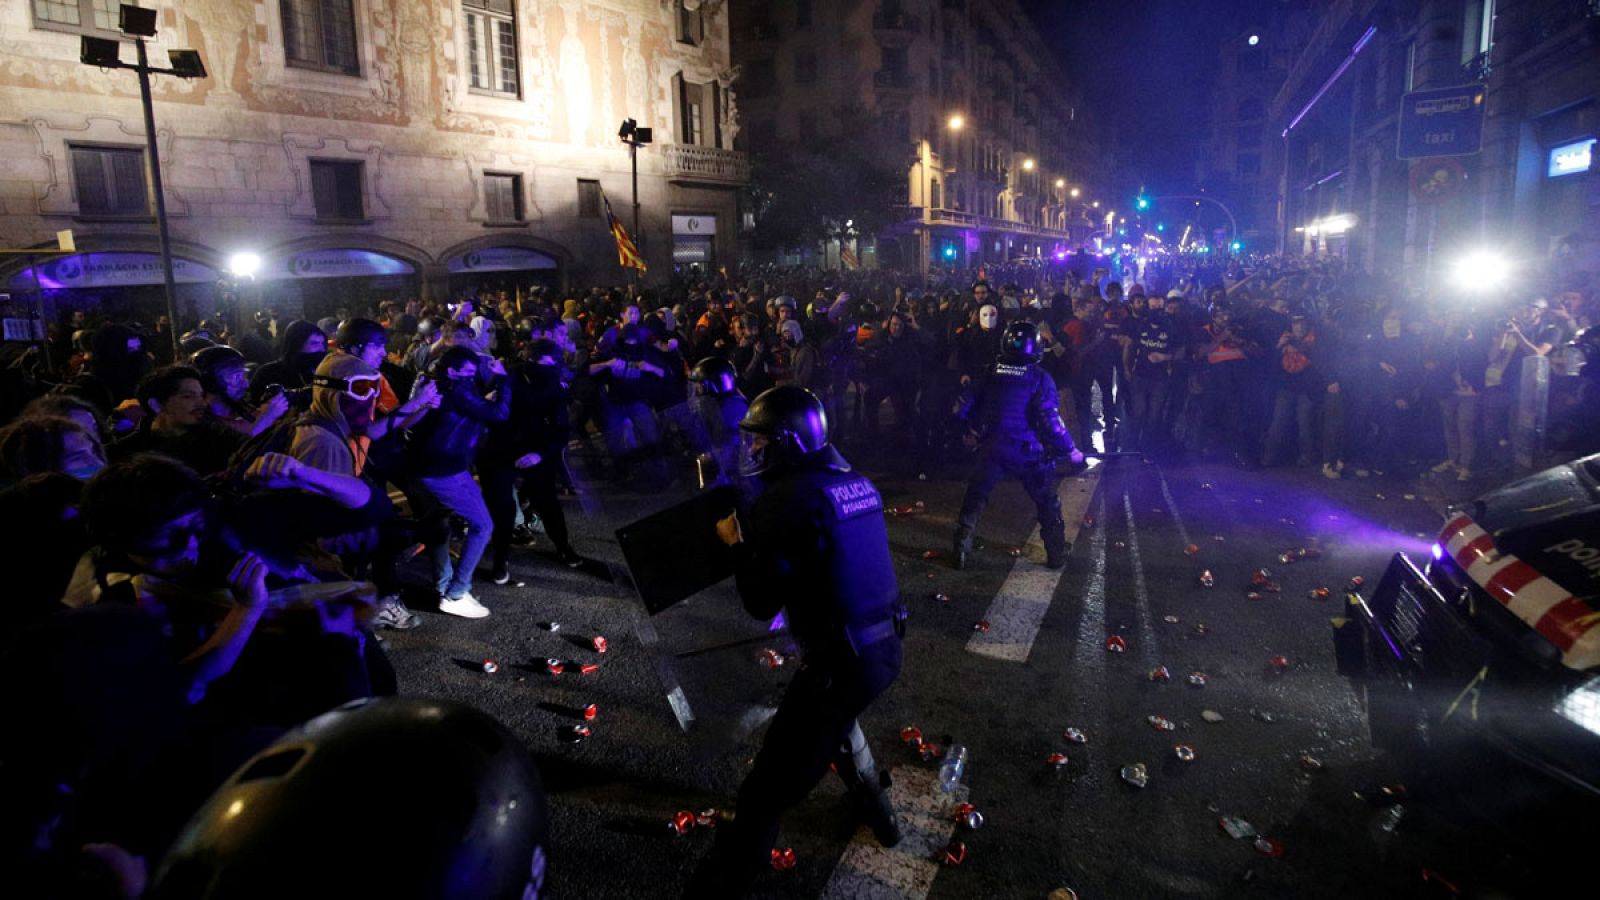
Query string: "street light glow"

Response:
xmin=1055 ymin=178 xmax=1065 ymax=188
xmin=1248 ymin=34 xmax=1260 ymax=46
xmin=1091 ymin=200 xmax=1100 ymax=208
xmin=1022 ymin=158 xmax=1035 ymax=171
xmin=1070 ymin=188 xmax=1081 ymax=198
xmin=947 ymin=114 xmax=964 ymax=131
xmin=1451 ymin=250 xmax=1511 ymax=292
xmin=228 ymin=252 xmax=261 ymax=279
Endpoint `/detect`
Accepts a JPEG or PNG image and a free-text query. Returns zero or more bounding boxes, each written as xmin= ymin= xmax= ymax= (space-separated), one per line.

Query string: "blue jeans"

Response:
xmin=412 ymin=470 xmax=494 ymax=599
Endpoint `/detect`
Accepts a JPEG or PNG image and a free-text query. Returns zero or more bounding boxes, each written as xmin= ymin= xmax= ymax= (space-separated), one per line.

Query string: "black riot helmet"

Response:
xmin=688 ymin=356 xmax=738 ymax=396
xmin=150 ymin=697 xmax=550 ymax=900
xmin=999 ymin=320 xmax=1042 ymax=365
xmin=738 ymin=385 xmax=846 ymax=476
xmin=190 ymin=345 xmax=247 ymax=396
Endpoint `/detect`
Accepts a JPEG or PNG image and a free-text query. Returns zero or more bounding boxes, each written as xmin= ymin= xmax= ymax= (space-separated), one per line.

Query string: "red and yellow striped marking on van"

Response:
xmin=1441 ymin=515 xmax=1600 ymax=670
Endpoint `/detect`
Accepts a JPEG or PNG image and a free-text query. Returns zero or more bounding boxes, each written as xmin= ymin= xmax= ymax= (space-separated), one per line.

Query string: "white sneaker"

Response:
xmin=438 ymin=592 xmax=490 ymax=619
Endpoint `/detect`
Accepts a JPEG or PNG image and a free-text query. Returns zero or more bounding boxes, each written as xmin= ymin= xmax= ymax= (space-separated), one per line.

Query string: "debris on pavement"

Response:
xmin=1148 ymin=715 xmax=1176 ymax=732
xmin=770 ymin=847 xmax=798 ymax=871
xmin=668 ymin=810 xmax=695 ymax=835
xmin=1105 ymin=634 xmax=1129 ymax=652
xmin=1219 ymin=816 xmax=1257 ymax=839
xmin=1185 ymin=543 xmax=1200 ymax=555
xmin=1201 ymin=710 xmax=1225 ymax=723
xmin=1046 ymin=752 xmax=1070 ymax=769
xmin=1253 ymin=836 xmax=1285 ymax=858
xmin=936 ymin=839 xmax=967 ymax=866
xmin=480 ymin=659 xmax=499 ymax=674
xmin=953 ymin=802 xmax=984 ymax=829
xmin=1149 ymin=665 xmax=1171 ymax=682
xmin=1186 ymin=671 xmax=1208 ymax=687
xmin=1063 ymin=727 xmax=1088 ymax=744
xmin=759 ymin=648 xmax=789 ymax=669
xmin=1120 ymin=763 xmax=1150 ymax=788
xmin=1198 ymin=569 xmax=1216 ymax=588
xmin=1173 ymin=744 xmax=1197 ymax=762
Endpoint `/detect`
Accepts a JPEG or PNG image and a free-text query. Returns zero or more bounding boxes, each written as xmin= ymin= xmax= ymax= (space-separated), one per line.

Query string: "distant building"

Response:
xmin=1196 ymin=9 xmax=1316 ymax=246
xmin=1271 ymin=0 xmax=1600 ymax=281
xmin=0 ymin=0 xmax=749 ymax=326
xmin=730 ymin=0 xmax=1109 ymax=273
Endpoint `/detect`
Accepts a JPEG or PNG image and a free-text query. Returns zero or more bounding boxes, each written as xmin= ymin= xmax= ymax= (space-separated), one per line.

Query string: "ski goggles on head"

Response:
xmin=312 ymin=372 xmax=382 ymax=400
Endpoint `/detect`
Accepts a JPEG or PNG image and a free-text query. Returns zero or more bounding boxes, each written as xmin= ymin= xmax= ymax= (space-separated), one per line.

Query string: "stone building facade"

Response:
xmin=0 ymin=0 xmax=749 ymax=324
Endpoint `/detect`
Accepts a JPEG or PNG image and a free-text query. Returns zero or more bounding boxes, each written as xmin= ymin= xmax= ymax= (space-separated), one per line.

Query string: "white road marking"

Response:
xmin=966 ymin=462 xmax=1104 ymax=663
xmin=1155 ymin=466 xmax=1193 ymax=550
xmin=1120 ymin=493 xmax=1160 ymax=665
xmin=820 ymin=765 xmax=969 ymax=900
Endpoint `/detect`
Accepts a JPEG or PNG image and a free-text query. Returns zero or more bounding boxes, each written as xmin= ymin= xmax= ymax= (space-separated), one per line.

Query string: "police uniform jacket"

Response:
xmin=955 ymin=360 xmax=1076 ymax=460
xmin=733 ymin=453 xmax=900 ymax=666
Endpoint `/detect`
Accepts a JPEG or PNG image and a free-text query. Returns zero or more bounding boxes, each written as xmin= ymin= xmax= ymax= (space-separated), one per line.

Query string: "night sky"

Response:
xmin=1019 ymin=0 xmax=1291 ymax=194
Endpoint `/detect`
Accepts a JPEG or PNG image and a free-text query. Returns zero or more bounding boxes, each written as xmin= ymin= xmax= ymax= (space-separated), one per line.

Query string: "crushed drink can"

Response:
xmin=900 ymin=725 xmax=923 ymax=746
xmin=1191 ymin=623 xmax=1211 ymax=638
xmin=1251 ymin=568 xmax=1273 ymax=585
xmin=1199 ymin=569 xmax=1216 ymax=588
xmin=921 ymin=549 xmax=942 ymax=560
xmin=1349 ymin=575 xmax=1365 ymax=588
xmin=582 ymin=703 xmax=598 ymax=721
xmin=545 ymin=657 xmax=564 ymax=675
xmin=953 ymin=803 xmax=984 ymax=829
xmin=1149 ymin=665 xmax=1171 ymax=682
xmin=1277 ymin=552 xmax=1296 ymax=565
xmin=1299 ymin=547 xmax=1323 ymax=560
xmin=973 ymin=620 xmax=991 ymax=633
xmin=1120 ymin=763 xmax=1149 ymax=788
xmin=770 ymin=847 xmax=797 ymax=872
xmin=1403 ymin=493 xmax=1417 ymax=501
xmin=669 ymin=809 xmax=696 ymax=835
xmin=578 ymin=663 xmax=600 ymax=675
xmin=1063 ymin=727 xmax=1088 ymax=744
xmin=1008 ymin=547 xmax=1024 ymax=557
xmin=1148 ymin=715 xmax=1176 ymax=732
xmin=936 ymin=839 xmax=967 ymax=866
xmin=759 ymin=649 xmax=788 ymax=669
xmin=1253 ymin=836 xmax=1284 ymax=858
xmin=1219 ymin=816 xmax=1257 ymax=839
xmin=1250 ymin=708 xmax=1277 ymax=724
xmin=1185 ymin=543 xmax=1201 ymax=556
xmin=1048 ymin=888 xmax=1080 ymax=900
xmin=1163 ymin=614 xmax=1181 ymax=624
xmin=915 ymin=501 xmax=925 ymax=510
xmin=1308 ymin=587 xmax=1331 ymax=600
xmin=1245 ymin=591 xmax=1264 ymax=601
xmin=1105 ymin=634 xmax=1128 ymax=652
xmin=931 ymin=592 xmax=951 ymax=603
xmin=540 ymin=621 xmax=561 ymax=632
xmin=1299 ymin=754 xmax=1324 ymax=771
xmin=919 ymin=742 xmax=942 ymax=762
xmin=1187 ymin=671 xmax=1208 ymax=687
xmin=592 ymin=635 xmax=608 ymax=654
xmin=481 ymin=659 xmax=499 ymax=674
xmin=1213 ymin=534 xmax=1226 ymax=542
xmin=696 ymin=809 xmax=720 ymax=827
xmin=1269 ymin=655 xmax=1290 ymax=673
xmin=1173 ymin=744 xmax=1196 ymax=762
xmin=559 ymin=724 xmax=591 ymax=743
xmin=1046 ymin=752 xmax=1069 ymax=768
xmin=1200 ymin=482 xmax=1213 ymax=490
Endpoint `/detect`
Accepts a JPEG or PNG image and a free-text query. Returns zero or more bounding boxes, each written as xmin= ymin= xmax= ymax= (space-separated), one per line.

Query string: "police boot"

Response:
xmin=850 ymin=771 xmax=902 ymax=848
xmin=1043 ymin=529 xmax=1070 ymax=570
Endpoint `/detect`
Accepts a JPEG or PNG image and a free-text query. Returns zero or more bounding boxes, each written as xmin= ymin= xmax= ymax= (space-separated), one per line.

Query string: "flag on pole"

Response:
xmin=602 ymin=191 xmax=647 ymax=273
xmin=840 ymin=245 xmax=860 ymax=270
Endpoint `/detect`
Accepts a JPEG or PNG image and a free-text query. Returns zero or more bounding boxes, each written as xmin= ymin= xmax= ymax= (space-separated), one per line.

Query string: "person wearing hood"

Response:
xmin=72 ymin=323 xmax=151 ymax=415
xmin=248 ymin=320 xmax=327 ymax=405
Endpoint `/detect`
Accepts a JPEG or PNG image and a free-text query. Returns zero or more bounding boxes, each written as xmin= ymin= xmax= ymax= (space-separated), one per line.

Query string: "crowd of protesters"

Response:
xmin=0 ymin=249 xmax=1596 ymax=893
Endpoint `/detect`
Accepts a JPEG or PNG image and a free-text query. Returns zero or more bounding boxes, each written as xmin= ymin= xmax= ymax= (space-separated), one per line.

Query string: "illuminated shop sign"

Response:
xmin=8 ymin=253 xmax=218 ymax=290
xmin=1548 ymin=138 xmax=1595 ymax=178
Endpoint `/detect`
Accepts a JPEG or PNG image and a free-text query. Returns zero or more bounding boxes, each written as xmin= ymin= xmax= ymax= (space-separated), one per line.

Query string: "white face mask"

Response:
xmin=978 ymin=306 xmax=999 ymax=330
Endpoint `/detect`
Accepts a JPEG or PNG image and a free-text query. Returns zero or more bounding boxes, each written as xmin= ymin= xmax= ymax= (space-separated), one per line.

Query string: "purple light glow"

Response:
xmin=1432 ymin=543 xmax=1445 ymax=561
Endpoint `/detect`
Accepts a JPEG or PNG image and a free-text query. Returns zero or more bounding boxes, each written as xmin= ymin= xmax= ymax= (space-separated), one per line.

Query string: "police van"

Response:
xmin=1336 ymin=452 xmax=1600 ymax=858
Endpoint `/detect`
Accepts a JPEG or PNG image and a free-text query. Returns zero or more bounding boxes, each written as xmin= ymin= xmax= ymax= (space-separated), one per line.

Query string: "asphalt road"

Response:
xmin=381 ymin=439 xmax=1515 ymax=899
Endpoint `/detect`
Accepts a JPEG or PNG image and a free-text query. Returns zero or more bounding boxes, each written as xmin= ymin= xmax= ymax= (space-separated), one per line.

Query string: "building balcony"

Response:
xmin=661 ymin=144 xmax=751 ymax=187
xmin=903 ymin=205 xmax=1076 ymax=241
xmin=873 ymin=69 xmax=915 ymax=93
xmin=873 ymin=11 xmax=920 ymax=43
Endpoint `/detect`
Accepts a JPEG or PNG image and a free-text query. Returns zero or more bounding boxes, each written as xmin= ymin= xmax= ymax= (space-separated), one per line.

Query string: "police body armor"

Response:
xmin=959 ymin=360 xmax=1075 ymax=462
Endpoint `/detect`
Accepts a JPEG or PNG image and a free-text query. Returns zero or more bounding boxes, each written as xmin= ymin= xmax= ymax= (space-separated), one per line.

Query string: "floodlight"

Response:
xmin=168 ymin=49 xmax=206 ymax=79
xmin=228 ymin=252 xmax=261 ymax=279
xmin=119 ymin=4 xmax=158 ymax=37
xmin=81 ymin=36 xmax=122 ymax=67
xmin=1451 ymin=251 xmax=1511 ymax=292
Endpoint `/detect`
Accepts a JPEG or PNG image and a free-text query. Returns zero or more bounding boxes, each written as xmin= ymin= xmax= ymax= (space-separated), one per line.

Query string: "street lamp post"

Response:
xmin=79 ymin=5 xmax=207 ymax=358
xmin=617 ymin=118 xmax=653 ymax=279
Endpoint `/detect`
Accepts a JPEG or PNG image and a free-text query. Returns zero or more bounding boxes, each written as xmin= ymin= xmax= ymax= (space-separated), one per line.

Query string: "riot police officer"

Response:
xmin=953 ymin=320 xmax=1085 ymax=570
xmin=688 ymin=385 xmax=903 ymax=897
xmin=685 ymin=356 xmax=748 ymax=485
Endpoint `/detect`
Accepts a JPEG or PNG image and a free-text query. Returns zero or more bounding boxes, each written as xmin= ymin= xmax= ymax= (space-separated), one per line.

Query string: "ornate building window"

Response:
xmin=280 ymin=0 xmax=361 ymax=76
xmin=310 ymin=159 xmax=365 ymax=220
xmin=69 ymin=144 xmax=148 ymax=217
xmin=464 ymin=0 xmax=519 ymax=97
xmin=483 ymin=172 xmax=524 ymax=223
xmin=32 ymin=0 xmax=138 ymax=38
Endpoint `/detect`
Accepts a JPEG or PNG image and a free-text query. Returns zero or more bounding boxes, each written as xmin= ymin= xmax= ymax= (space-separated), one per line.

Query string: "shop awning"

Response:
xmin=9 ymin=252 xmax=218 ymax=290
xmin=446 ymin=246 xmax=559 ymax=274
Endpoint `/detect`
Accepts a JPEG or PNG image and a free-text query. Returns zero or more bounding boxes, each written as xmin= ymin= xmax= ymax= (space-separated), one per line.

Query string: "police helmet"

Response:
xmin=191 ymin=345 xmax=247 ymax=396
xmin=775 ymin=295 xmax=797 ymax=310
xmin=688 ymin=356 xmax=738 ymax=396
xmin=999 ymin=320 xmax=1042 ymax=365
xmin=738 ymin=385 xmax=840 ymax=476
xmin=1574 ymin=326 xmax=1600 ymax=379
xmin=151 ymin=697 xmax=549 ymax=899
xmin=178 ymin=331 xmax=216 ymax=358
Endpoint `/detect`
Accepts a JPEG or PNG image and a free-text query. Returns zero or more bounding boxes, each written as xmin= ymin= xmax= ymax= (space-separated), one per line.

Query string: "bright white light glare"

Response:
xmin=1248 ymin=34 xmax=1260 ymax=46
xmin=1555 ymin=676 xmax=1600 ymax=738
xmin=1452 ymin=251 xmax=1511 ymax=291
xmin=228 ymin=252 xmax=261 ymax=278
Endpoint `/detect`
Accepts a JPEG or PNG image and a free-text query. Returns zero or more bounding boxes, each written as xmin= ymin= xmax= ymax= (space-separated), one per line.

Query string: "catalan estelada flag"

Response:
xmin=602 ymin=191 xmax=647 ymax=273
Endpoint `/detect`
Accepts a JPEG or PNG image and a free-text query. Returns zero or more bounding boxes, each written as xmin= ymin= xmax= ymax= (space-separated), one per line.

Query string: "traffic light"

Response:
xmin=1135 ymin=194 xmax=1151 ymax=211
xmin=1229 ymin=240 xmax=1243 ymax=252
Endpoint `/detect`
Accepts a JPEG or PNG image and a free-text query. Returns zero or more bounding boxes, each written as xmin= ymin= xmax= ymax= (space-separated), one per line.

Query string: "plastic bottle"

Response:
xmin=939 ymin=744 xmax=968 ymax=792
